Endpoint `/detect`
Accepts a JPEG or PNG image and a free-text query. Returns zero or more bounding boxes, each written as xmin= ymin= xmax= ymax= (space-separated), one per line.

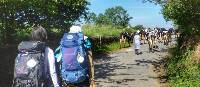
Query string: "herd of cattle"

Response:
xmin=120 ymin=27 xmax=180 ymax=53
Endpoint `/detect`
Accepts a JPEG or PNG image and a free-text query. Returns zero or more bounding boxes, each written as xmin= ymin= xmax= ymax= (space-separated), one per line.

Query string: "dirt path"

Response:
xmin=94 ymin=40 xmax=174 ymax=87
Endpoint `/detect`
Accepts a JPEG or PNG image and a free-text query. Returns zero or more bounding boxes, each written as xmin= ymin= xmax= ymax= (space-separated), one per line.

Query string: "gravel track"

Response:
xmin=94 ymin=39 xmax=175 ymax=87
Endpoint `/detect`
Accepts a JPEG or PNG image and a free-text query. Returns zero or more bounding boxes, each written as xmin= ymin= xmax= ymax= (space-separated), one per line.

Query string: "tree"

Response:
xmin=146 ymin=0 xmax=200 ymax=49
xmin=95 ymin=13 xmax=111 ymax=25
xmin=143 ymin=0 xmax=168 ymax=5
xmin=164 ymin=0 xmax=200 ymax=49
xmin=134 ymin=25 xmax=144 ymax=30
xmin=84 ymin=12 xmax=97 ymax=24
xmin=86 ymin=6 xmax=132 ymax=27
xmin=104 ymin=6 xmax=132 ymax=27
xmin=0 ymin=0 xmax=89 ymax=44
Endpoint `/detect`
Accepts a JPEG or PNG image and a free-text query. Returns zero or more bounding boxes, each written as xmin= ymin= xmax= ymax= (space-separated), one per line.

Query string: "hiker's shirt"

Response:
xmin=45 ymin=47 xmax=60 ymax=87
xmin=134 ymin=35 xmax=140 ymax=44
xmin=134 ymin=35 xmax=140 ymax=49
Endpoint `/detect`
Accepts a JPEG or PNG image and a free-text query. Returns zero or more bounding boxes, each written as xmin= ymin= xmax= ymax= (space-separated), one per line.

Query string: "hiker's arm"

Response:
xmin=47 ymin=48 xmax=60 ymax=87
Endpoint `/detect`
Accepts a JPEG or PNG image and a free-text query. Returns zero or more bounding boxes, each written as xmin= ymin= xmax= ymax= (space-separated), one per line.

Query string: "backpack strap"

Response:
xmin=55 ymin=46 xmax=62 ymax=62
xmin=44 ymin=47 xmax=52 ymax=86
xmin=18 ymin=41 xmax=46 ymax=52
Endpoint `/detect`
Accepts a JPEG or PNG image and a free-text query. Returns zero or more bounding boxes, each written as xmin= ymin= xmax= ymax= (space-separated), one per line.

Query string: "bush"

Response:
xmin=167 ymin=47 xmax=200 ymax=87
xmin=12 ymin=28 xmax=32 ymax=43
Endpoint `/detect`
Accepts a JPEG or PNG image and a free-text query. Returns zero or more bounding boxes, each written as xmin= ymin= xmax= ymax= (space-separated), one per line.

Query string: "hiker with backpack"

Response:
xmin=54 ymin=25 xmax=95 ymax=87
xmin=13 ymin=26 xmax=60 ymax=87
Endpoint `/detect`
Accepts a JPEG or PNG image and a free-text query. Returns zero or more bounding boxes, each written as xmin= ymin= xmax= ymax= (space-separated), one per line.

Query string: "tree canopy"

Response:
xmin=85 ymin=6 xmax=132 ymax=28
xmin=104 ymin=6 xmax=132 ymax=27
xmin=146 ymin=0 xmax=200 ymax=49
xmin=0 ymin=0 xmax=89 ymax=29
xmin=134 ymin=25 xmax=144 ymax=30
xmin=84 ymin=12 xmax=97 ymax=24
xmin=0 ymin=0 xmax=89 ymax=43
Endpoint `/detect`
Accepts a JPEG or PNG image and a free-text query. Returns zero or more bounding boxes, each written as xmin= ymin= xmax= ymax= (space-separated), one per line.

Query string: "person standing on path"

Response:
xmin=134 ymin=30 xmax=142 ymax=55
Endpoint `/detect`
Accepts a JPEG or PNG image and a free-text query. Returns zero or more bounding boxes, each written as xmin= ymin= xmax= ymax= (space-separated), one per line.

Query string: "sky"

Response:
xmin=87 ymin=0 xmax=173 ymax=28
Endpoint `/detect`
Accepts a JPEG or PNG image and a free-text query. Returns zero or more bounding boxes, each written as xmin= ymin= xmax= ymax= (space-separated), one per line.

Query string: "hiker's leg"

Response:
xmin=87 ymin=49 xmax=94 ymax=82
xmin=135 ymin=49 xmax=139 ymax=54
xmin=87 ymin=49 xmax=96 ymax=87
xmin=135 ymin=49 xmax=137 ymax=54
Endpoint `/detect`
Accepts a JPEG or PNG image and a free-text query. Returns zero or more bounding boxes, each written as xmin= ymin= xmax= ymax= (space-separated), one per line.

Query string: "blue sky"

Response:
xmin=87 ymin=0 xmax=173 ymax=28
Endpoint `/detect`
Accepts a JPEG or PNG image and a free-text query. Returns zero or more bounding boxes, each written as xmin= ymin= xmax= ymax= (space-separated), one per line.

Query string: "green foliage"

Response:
xmin=84 ymin=12 xmax=97 ymax=24
xmin=87 ymin=6 xmax=132 ymax=27
xmin=13 ymin=28 xmax=32 ymax=42
xmin=104 ymin=6 xmax=133 ymax=27
xmin=162 ymin=0 xmax=200 ymax=29
xmin=92 ymin=41 xmax=130 ymax=54
xmin=95 ymin=13 xmax=112 ymax=25
xmin=0 ymin=0 xmax=89 ymax=44
xmin=133 ymin=25 xmax=144 ymax=30
xmin=162 ymin=1 xmax=200 ymax=49
xmin=82 ymin=24 xmax=136 ymax=37
xmin=0 ymin=0 xmax=89 ymax=29
xmin=158 ymin=0 xmax=200 ymax=48
xmin=82 ymin=25 xmax=122 ymax=37
xmin=83 ymin=24 xmax=136 ymax=54
xmin=145 ymin=1 xmax=200 ymax=86
xmin=166 ymin=47 xmax=200 ymax=87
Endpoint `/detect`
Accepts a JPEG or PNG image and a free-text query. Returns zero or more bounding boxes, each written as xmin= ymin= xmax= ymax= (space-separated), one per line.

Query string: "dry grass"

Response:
xmin=192 ymin=42 xmax=200 ymax=62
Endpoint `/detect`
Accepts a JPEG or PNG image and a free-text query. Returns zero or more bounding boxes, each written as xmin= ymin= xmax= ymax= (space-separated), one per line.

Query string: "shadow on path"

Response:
xmin=0 ymin=45 xmax=17 ymax=87
xmin=135 ymin=57 xmax=168 ymax=84
xmin=94 ymin=53 xmax=136 ymax=85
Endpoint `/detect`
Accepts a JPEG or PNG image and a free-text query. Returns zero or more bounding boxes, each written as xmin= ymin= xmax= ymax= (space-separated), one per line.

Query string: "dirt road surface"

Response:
xmin=94 ymin=41 xmax=173 ymax=87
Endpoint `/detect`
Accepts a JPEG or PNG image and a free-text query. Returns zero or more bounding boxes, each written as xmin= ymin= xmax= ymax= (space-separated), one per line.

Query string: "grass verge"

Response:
xmin=166 ymin=47 xmax=200 ymax=87
xmin=82 ymin=24 xmax=136 ymax=37
xmin=92 ymin=41 xmax=130 ymax=55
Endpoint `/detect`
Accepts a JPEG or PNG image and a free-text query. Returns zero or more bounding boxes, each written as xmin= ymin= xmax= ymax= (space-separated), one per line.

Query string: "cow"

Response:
xmin=119 ymin=32 xmax=132 ymax=48
xmin=147 ymin=29 xmax=158 ymax=53
xmin=140 ymin=29 xmax=147 ymax=44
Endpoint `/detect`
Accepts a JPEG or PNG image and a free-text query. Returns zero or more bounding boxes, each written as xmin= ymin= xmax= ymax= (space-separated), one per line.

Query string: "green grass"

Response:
xmin=83 ymin=24 xmax=135 ymax=54
xmin=92 ymin=41 xmax=130 ymax=54
xmin=82 ymin=24 xmax=136 ymax=37
xmin=167 ymin=47 xmax=200 ymax=87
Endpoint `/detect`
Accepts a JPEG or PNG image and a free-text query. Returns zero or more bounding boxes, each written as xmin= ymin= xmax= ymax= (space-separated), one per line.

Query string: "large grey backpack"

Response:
xmin=13 ymin=41 xmax=48 ymax=87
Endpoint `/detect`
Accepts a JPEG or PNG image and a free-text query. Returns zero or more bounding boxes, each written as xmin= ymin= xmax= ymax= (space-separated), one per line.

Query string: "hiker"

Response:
xmin=134 ymin=30 xmax=142 ymax=55
xmin=13 ymin=26 xmax=60 ymax=87
xmin=54 ymin=25 xmax=95 ymax=87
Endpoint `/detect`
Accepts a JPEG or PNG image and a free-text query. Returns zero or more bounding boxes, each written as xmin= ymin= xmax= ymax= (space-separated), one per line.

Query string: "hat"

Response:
xmin=69 ymin=25 xmax=82 ymax=33
xmin=137 ymin=30 xmax=140 ymax=33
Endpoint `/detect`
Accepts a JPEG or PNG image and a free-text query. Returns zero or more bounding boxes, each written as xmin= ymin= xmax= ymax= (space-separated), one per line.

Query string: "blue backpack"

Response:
xmin=55 ymin=33 xmax=89 ymax=84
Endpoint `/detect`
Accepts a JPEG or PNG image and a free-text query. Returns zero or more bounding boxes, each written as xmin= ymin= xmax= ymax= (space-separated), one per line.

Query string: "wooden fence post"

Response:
xmin=99 ymin=35 xmax=102 ymax=45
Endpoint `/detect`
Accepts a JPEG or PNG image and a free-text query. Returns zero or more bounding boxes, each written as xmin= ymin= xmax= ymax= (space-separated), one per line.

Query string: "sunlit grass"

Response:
xmin=82 ymin=24 xmax=136 ymax=37
xmin=93 ymin=41 xmax=130 ymax=54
